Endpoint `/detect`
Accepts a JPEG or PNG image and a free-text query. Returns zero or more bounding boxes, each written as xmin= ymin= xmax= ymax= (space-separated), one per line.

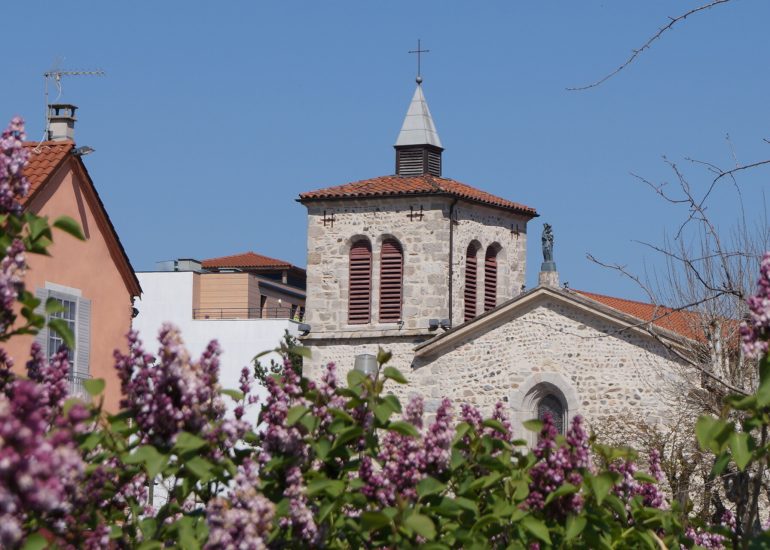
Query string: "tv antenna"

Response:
xmin=39 ymin=59 xmax=105 ymax=144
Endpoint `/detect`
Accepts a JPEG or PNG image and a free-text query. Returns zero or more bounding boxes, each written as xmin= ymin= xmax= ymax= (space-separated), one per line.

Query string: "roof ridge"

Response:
xmin=575 ymin=289 xmax=679 ymax=312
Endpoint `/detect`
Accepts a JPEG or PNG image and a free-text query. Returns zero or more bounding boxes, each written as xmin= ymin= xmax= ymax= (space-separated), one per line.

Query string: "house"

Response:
xmin=297 ymin=77 xmax=698 ymax=434
xmin=132 ymin=253 xmax=306 ymax=402
xmin=7 ymin=104 xmax=142 ymax=411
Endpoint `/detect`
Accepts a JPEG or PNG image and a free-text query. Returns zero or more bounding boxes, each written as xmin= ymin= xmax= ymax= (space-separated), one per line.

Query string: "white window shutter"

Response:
xmin=34 ymin=288 xmax=49 ymax=352
xmin=76 ymin=297 xmax=91 ymax=375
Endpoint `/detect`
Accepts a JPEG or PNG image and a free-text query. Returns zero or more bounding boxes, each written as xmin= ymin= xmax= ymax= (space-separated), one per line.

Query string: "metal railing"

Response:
xmin=192 ymin=306 xmax=304 ymax=321
xmin=69 ymin=371 xmax=92 ymax=400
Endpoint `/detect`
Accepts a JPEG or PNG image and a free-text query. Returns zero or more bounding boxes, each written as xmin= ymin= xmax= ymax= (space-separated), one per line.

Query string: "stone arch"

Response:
xmin=510 ymin=372 xmax=580 ymax=443
xmin=483 ymin=242 xmax=503 ymax=311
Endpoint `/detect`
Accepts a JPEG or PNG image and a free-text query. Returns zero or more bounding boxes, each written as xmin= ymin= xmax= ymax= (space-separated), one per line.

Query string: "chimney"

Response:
xmin=47 ymin=104 xmax=77 ymax=141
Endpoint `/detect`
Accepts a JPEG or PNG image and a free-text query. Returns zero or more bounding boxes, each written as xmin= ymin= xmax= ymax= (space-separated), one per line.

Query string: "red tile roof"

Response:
xmin=22 ymin=141 xmax=74 ymax=201
xmin=299 ymin=174 xmax=538 ymax=217
xmin=202 ymin=251 xmax=294 ymax=270
xmin=576 ymin=290 xmax=706 ymax=342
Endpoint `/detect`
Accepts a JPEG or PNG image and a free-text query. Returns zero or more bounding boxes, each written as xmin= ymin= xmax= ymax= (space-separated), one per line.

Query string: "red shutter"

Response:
xmin=484 ymin=248 xmax=497 ymax=311
xmin=348 ymin=241 xmax=372 ymax=324
xmin=379 ymin=239 xmax=403 ymax=322
xmin=464 ymin=245 xmax=478 ymax=322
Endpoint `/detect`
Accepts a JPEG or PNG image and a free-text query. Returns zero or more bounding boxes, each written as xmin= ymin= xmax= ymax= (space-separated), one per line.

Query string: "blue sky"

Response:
xmin=3 ymin=1 xmax=768 ymax=301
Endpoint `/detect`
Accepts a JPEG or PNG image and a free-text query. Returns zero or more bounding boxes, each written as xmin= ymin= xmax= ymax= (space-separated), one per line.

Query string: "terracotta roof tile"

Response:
xmin=576 ymin=290 xmax=708 ymax=342
xmin=299 ymin=174 xmax=537 ymax=217
xmin=22 ymin=141 xmax=73 ymax=202
xmin=202 ymin=251 xmax=294 ymax=270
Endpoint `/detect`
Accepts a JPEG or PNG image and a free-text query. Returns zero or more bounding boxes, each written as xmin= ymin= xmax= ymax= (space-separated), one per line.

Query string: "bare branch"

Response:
xmin=568 ymin=0 xmax=735 ymax=91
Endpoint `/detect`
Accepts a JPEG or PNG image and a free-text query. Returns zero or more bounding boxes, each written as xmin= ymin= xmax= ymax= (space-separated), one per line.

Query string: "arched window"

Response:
xmin=379 ymin=239 xmax=403 ymax=322
xmin=464 ymin=243 xmax=479 ymax=322
xmin=538 ymin=394 xmax=565 ymax=434
xmin=484 ymin=246 xmax=498 ymax=311
xmin=348 ymin=239 xmax=372 ymax=324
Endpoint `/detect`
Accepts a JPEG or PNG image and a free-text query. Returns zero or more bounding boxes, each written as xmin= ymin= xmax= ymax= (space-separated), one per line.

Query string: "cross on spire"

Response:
xmin=409 ymin=39 xmax=430 ymax=83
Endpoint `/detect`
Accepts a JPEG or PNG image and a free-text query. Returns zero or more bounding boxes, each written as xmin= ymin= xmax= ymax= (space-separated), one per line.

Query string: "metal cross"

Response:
xmin=408 ymin=39 xmax=430 ymax=79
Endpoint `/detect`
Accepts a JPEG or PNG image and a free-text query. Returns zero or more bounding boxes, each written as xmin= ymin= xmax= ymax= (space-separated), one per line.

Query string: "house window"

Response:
xmin=379 ymin=239 xmax=403 ymax=322
xmin=48 ymin=297 xmax=76 ymax=363
xmin=35 ymin=286 xmax=91 ymax=378
xmin=537 ymin=394 xmax=565 ymax=434
xmin=484 ymin=246 xmax=498 ymax=311
xmin=464 ymin=243 xmax=479 ymax=322
xmin=348 ymin=239 xmax=372 ymax=324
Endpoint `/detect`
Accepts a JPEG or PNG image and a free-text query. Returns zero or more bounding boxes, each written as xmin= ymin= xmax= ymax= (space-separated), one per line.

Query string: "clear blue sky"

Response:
xmin=3 ymin=1 xmax=768 ymax=301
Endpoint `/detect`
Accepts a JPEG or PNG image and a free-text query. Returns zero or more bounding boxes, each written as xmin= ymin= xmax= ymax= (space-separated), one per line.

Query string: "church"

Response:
xmin=297 ymin=76 xmax=693 ymax=435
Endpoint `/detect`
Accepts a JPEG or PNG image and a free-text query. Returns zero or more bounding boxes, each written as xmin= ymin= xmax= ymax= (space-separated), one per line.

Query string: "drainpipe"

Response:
xmin=447 ymin=198 xmax=458 ymax=327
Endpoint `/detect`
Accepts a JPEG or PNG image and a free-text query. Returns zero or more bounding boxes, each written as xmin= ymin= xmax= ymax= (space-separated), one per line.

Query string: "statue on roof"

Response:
xmin=542 ymin=223 xmax=554 ymax=263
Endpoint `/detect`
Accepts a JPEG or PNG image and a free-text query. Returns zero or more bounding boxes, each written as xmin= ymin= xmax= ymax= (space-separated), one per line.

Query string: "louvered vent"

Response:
xmin=379 ymin=239 xmax=403 ymax=322
xmin=464 ymin=245 xmax=478 ymax=322
xmin=426 ymin=149 xmax=441 ymax=176
xmin=484 ymin=248 xmax=498 ymax=311
xmin=348 ymin=240 xmax=372 ymax=324
xmin=397 ymin=148 xmax=424 ymax=176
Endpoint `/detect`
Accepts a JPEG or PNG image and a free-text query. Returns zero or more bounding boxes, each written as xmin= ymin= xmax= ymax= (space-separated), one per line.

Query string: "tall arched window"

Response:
xmin=538 ymin=394 xmax=565 ymax=434
xmin=484 ymin=246 xmax=498 ymax=311
xmin=464 ymin=243 xmax=479 ymax=322
xmin=348 ymin=239 xmax=372 ymax=324
xmin=379 ymin=239 xmax=403 ymax=322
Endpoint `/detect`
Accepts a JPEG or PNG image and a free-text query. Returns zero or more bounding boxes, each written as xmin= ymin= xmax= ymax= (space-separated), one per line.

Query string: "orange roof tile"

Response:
xmin=298 ymin=174 xmax=538 ymax=217
xmin=202 ymin=251 xmax=294 ymax=270
xmin=575 ymin=290 xmax=708 ymax=342
xmin=22 ymin=141 xmax=73 ymax=201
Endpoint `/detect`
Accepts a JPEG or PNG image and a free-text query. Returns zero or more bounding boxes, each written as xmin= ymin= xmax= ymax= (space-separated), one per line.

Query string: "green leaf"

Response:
xmin=388 ymin=420 xmax=420 ymax=437
xmin=405 ymin=513 xmax=436 ymax=540
xmin=712 ymin=451 xmax=732 ymax=476
xmin=124 ymin=445 xmax=169 ymax=478
xmin=522 ymin=419 xmax=543 ymax=433
xmin=417 ymin=476 xmax=447 ymax=498
xmin=53 ymin=215 xmax=85 ymax=240
xmin=186 ymin=456 xmax=214 ymax=483
xmin=307 ymin=478 xmax=345 ymax=497
xmin=729 ymin=431 xmax=753 ymax=471
xmin=521 ymin=515 xmax=551 ymax=544
xmin=544 ymin=482 xmax=578 ymax=505
xmin=633 ymin=471 xmax=658 ymax=484
xmin=220 ymin=388 xmax=244 ymax=401
xmin=286 ymin=405 xmax=308 ymax=426
xmin=377 ymin=348 xmax=392 ymax=365
xmin=44 ymin=297 xmax=64 ymax=315
xmin=48 ymin=317 xmax=75 ymax=350
xmin=361 ymin=511 xmax=392 ymax=531
xmin=174 ymin=432 xmax=208 ymax=454
xmin=83 ymin=378 xmax=105 ymax=396
xmin=291 ymin=346 xmax=312 ymax=359
xmin=565 ymin=515 xmax=587 ymax=541
xmin=482 ymin=418 xmax=508 ymax=434
xmin=696 ymin=415 xmax=733 ymax=454
xmin=589 ymin=472 xmax=616 ymax=505
xmin=21 ymin=532 xmax=47 ymax=550
xmin=382 ymin=366 xmax=407 ymax=384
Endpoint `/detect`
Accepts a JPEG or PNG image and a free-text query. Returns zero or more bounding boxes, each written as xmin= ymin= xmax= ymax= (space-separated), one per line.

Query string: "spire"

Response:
xmin=394 ymin=81 xmax=444 ymax=176
xmin=395 ymin=82 xmax=443 ymax=149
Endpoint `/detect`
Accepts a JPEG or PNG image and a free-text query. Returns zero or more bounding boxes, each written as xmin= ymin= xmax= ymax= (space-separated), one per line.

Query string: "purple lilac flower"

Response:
xmin=280 ymin=465 xmax=319 ymax=544
xmin=405 ymin=395 xmax=425 ymax=429
xmin=608 ymin=448 xmax=665 ymax=510
xmin=741 ymin=252 xmax=770 ymax=358
xmin=258 ymin=364 xmax=309 ymax=464
xmin=0 ymin=239 xmax=27 ymax=334
xmin=205 ymin=459 xmax=275 ymax=550
xmin=312 ymin=363 xmax=345 ymax=430
xmin=0 ymin=117 xmax=30 ymax=215
xmin=27 ymin=343 xmax=70 ymax=420
xmin=526 ymin=414 xmax=586 ymax=517
xmin=114 ymin=326 xmax=227 ymax=447
xmin=424 ymin=398 xmax=454 ymax=474
xmin=684 ymin=526 xmax=726 ymax=550
xmin=488 ymin=401 xmax=514 ymax=442
xmin=0 ymin=348 xmax=16 ymax=395
xmin=0 ymin=379 xmax=84 ymax=547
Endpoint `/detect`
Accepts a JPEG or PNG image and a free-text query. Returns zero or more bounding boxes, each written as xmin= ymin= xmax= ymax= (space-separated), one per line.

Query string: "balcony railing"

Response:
xmin=69 ymin=371 xmax=92 ymax=400
xmin=192 ymin=306 xmax=304 ymax=321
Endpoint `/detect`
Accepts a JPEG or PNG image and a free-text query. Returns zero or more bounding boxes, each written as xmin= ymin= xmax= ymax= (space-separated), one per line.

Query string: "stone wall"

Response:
xmin=410 ymin=295 xmax=687 ymax=434
xmin=450 ymin=203 xmax=529 ymax=324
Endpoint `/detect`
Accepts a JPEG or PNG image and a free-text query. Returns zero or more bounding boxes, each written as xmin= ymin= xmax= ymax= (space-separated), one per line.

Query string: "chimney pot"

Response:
xmin=47 ymin=103 xmax=77 ymax=141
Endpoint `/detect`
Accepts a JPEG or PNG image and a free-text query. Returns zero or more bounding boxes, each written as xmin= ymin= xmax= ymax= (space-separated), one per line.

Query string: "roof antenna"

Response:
xmin=36 ymin=59 xmax=105 ymax=149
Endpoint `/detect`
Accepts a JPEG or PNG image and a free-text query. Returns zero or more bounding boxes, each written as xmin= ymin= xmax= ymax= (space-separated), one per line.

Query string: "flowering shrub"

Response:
xmin=2 ymin=116 xmax=769 ymax=548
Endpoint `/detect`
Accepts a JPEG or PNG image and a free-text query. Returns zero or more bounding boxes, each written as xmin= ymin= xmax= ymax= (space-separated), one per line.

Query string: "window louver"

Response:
xmin=484 ymin=248 xmax=498 ymax=311
xmin=348 ymin=240 xmax=372 ymax=324
xmin=397 ymin=149 xmax=424 ymax=176
xmin=379 ymin=239 xmax=403 ymax=322
xmin=464 ymin=245 xmax=478 ymax=322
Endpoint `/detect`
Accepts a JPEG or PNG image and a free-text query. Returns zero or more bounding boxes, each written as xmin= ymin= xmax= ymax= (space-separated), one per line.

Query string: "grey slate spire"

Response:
xmin=394 ymin=80 xmax=444 ymax=177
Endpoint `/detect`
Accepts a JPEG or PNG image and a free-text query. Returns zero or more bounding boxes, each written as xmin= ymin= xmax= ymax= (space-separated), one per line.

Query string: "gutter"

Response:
xmin=447 ymin=197 xmax=458 ymax=327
